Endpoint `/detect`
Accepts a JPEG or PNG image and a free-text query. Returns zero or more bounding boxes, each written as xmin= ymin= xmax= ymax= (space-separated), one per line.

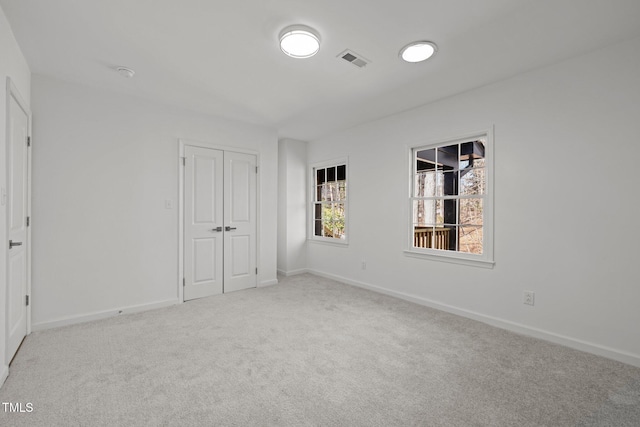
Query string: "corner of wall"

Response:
xmin=277 ymin=138 xmax=308 ymax=274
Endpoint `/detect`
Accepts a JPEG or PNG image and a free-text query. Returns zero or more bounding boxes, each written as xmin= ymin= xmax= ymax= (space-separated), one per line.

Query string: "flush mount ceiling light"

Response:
xmin=116 ymin=66 xmax=135 ymax=78
xmin=399 ymin=41 xmax=438 ymax=63
xmin=279 ymin=25 xmax=320 ymax=59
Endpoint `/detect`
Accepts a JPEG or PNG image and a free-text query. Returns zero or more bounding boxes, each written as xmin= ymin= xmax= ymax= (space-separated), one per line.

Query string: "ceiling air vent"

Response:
xmin=338 ymin=49 xmax=370 ymax=68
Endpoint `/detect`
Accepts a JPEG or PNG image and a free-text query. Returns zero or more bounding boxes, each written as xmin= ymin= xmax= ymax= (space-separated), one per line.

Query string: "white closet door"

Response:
xmin=184 ymin=146 xmax=224 ymax=300
xmin=6 ymin=89 xmax=30 ymax=362
xmin=223 ymin=151 xmax=257 ymax=293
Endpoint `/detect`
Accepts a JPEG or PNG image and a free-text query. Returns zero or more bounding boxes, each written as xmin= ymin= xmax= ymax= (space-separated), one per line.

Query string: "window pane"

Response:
xmin=443 ymin=199 xmax=457 ymax=225
xmin=337 ymin=165 xmax=346 ymax=181
xmin=437 ymin=145 xmax=459 ymax=171
xmin=460 ymin=142 xmax=474 ymax=169
xmin=460 ymin=167 xmax=485 ymax=195
xmin=412 ymin=199 xmax=447 ymax=225
xmin=316 ymin=185 xmax=322 ymax=202
xmin=413 ymin=224 xmax=455 ymax=251
xmin=338 ymin=182 xmax=346 ymax=200
xmin=460 ymin=141 xmax=486 ymax=169
xmin=327 ymin=166 xmax=336 ymax=181
xmin=332 ymin=183 xmax=340 ymax=200
xmin=416 ymin=149 xmax=436 ymax=171
xmin=314 ymin=219 xmax=323 ymax=236
xmin=459 ymin=198 xmax=483 ymax=226
xmin=415 ymin=171 xmax=437 ymax=197
xmin=316 ymin=168 xmax=325 ymax=185
xmin=321 ymin=203 xmax=345 ymax=239
xmin=413 ymin=199 xmax=434 ymax=225
xmin=319 ymin=183 xmax=339 ymax=201
xmin=441 ymin=171 xmax=458 ymax=196
xmin=413 ymin=200 xmax=425 ymax=225
xmin=314 ymin=203 xmax=322 ymax=220
xmin=439 ymin=225 xmax=457 ymax=251
xmin=322 ymin=183 xmax=332 ymax=201
xmin=413 ymin=225 xmax=434 ymax=248
xmin=459 ymin=226 xmax=483 ymax=254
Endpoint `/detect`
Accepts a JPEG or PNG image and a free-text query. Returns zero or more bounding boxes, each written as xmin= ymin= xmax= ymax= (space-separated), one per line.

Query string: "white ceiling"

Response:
xmin=2 ymin=0 xmax=640 ymax=141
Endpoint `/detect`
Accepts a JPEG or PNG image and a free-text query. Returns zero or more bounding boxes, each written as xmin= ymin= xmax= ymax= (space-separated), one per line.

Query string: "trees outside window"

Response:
xmin=411 ymin=136 xmax=489 ymax=257
xmin=312 ymin=162 xmax=347 ymax=241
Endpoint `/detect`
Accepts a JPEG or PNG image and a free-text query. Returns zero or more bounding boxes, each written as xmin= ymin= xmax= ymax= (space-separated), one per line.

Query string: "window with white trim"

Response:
xmin=409 ymin=132 xmax=493 ymax=265
xmin=311 ymin=161 xmax=347 ymax=242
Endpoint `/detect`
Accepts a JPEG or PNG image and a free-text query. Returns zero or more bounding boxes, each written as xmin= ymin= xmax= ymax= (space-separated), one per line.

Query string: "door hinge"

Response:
xmin=255 ymin=166 xmax=258 ymax=174
xmin=182 ymin=157 xmax=186 ymax=166
xmin=26 ymin=295 xmax=29 ymax=306
xmin=26 ymin=216 xmax=30 ymax=227
xmin=183 ymin=277 xmax=186 ymax=287
xmin=255 ymin=267 xmax=258 ymax=275
xmin=27 ymin=136 xmax=31 ymax=147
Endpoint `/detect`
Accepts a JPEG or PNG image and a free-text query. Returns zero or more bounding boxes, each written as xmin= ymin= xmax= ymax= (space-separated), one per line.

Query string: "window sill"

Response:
xmin=403 ymin=249 xmax=494 ymax=269
xmin=308 ymin=238 xmax=349 ymax=247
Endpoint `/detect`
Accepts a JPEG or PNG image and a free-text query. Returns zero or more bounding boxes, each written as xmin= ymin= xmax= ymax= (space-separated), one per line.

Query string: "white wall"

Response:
xmin=306 ymin=36 xmax=640 ymax=366
xmin=0 ymin=5 xmax=31 ymax=383
xmin=30 ymin=75 xmax=278 ymax=329
xmin=277 ymin=139 xmax=307 ymax=275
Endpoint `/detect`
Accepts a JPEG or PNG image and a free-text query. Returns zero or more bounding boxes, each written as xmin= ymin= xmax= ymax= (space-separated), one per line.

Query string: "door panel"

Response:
xmin=8 ymin=253 xmax=26 ymax=334
xmin=224 ymin=152 xmax=257 ymax=293
xmin=194 ymin=156 xmax=218 ymax=223
xmin=6 ymin=90 xmax=29 ymax=362
xmin=193 ymin=238 xmax=217 ymax=282
xmin=230 ymin=159 xmax=250 ymax=222
xmin=184 ymin=146 xmax=224 ymax=300
xmin=230 ymin=235 xmax=250 ymax=277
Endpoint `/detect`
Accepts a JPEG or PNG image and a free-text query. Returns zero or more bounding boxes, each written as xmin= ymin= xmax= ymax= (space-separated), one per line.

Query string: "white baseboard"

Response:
xmin=32 ymin=299 xmax=180 ymax=332
xmin=0 ymin=364 xmax=8 ymax=388
xmin=307 ymin=269 xmax=640 ymax=368
xmin=277 ymin=268 xmax=308 ymax=277
xmin=259 ymin=279 xmax=279 ymax=287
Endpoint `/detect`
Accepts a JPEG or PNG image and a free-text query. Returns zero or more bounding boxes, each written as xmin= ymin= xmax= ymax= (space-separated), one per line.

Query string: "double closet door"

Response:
xmin=184 ymin=146 xmax=257 ymax=301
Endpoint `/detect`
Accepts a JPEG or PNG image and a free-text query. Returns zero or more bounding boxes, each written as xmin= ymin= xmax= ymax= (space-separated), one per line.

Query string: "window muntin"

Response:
xmin=313 ymin=162 xmax=347 ymax=241
xmin=412 ymin=138 xmax=487 ymax=255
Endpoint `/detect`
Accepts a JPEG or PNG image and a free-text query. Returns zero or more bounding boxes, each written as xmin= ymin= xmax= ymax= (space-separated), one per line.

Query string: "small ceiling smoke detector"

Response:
xmin=399 ymin=41 xmax=437 ymax=63
xmin=279 ymin=25 xmax=320 ymax=59
xmin=116 ymin=66 xmax=135 ymax=78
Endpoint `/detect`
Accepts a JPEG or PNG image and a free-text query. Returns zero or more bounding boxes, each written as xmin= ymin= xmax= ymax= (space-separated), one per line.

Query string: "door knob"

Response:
xmin=211 ymin=227 xmax=223 ymax=232
xmin=225 ymin=226 xmax=237 ymax=231
xmin=9 ymin=240 xmax=22 ymax=249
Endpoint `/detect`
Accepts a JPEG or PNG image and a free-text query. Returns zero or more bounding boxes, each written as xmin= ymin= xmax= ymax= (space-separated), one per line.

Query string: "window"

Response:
xmin=311 ymin=160 xmax=347 ymax=243
xmin=407 ymin=131 xmax=493 ymax=266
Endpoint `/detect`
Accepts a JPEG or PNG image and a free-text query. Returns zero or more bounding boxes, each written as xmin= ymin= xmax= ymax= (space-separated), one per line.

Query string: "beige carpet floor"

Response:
xmin=1 ymin=273 xmax=639 ymax=426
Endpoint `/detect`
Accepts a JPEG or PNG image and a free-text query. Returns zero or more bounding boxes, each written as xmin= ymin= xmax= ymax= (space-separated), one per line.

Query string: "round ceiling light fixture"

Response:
xmin=116 ymin=66 xmax=135 ymax=78
xmin=279 ymin=25 xmax=320 ymax=59
xmin=399 ymin=41 xmax=438 ymax=63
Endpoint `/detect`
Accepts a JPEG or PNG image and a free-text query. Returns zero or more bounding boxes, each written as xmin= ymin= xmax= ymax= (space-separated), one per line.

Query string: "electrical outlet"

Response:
xmin=523 ymin=291 xmax=535 ymax=306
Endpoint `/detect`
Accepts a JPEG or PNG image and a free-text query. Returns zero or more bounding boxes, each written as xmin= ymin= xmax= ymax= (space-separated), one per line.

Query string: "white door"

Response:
xmin=6 ymin=87 xmax=30 ymax=362
xmin=223 ymin=151 xmax=257 ymax=293
xmin=184 ymin=146 xmax=224 ymax=300
xmin=183 ymin=147 xmax=257 ymax=300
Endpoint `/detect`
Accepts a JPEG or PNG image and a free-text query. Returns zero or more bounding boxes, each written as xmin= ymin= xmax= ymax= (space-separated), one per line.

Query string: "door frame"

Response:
xmin=177 ymin=138 xmax=261 ymax=302
xmin=5 ymin=77 xmax=32 ymax=352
